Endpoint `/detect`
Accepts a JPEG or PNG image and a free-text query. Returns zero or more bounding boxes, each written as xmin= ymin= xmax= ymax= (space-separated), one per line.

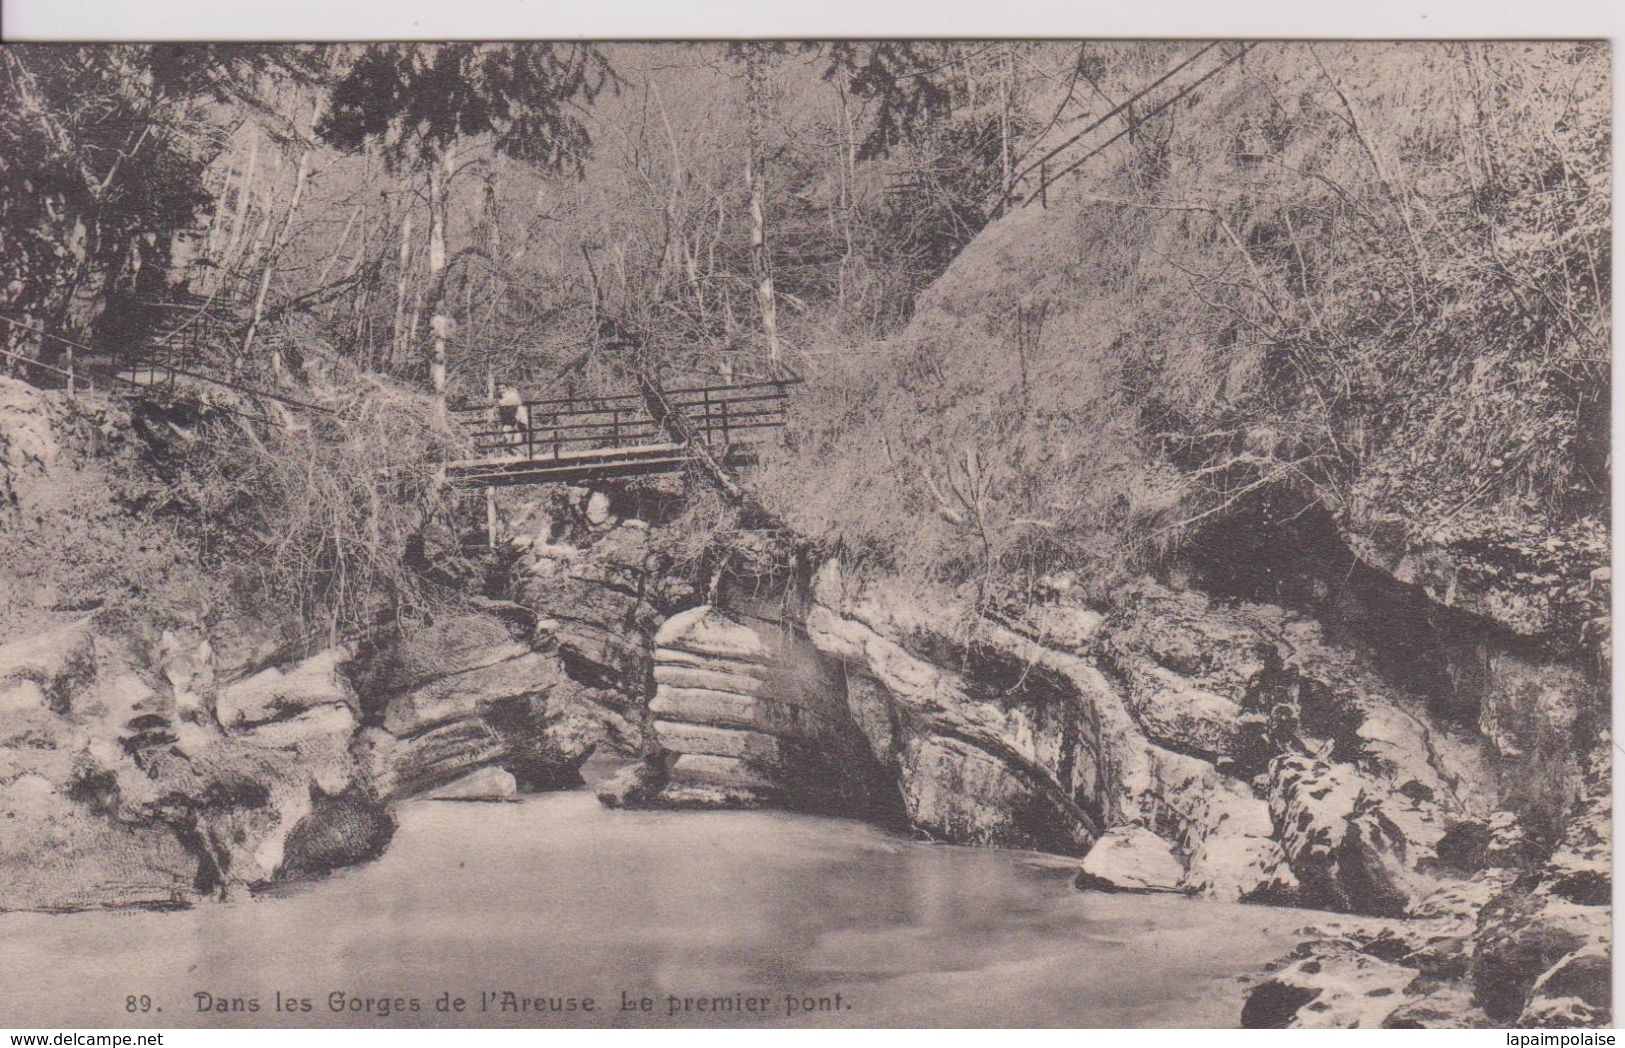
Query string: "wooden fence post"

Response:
xmin=485 ymin=370 xmax=497 ymax=549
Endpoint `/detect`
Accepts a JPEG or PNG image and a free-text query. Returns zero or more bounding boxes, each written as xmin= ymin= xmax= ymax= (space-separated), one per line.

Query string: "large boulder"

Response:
xmin=1076 ymin=826 xmax=1184 ymax=893
xmin=1241 ymin=941 xmax=1418 ymax=1028
xmin=380 ymin=650 xmax=561 ymax=736
xmin=1268 ymin=754 xmax=1448 ymax=916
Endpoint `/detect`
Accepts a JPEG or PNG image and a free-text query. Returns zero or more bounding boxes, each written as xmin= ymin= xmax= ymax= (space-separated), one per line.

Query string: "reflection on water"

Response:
xmin=0 ymin=791 xmax=1307 ymax=1028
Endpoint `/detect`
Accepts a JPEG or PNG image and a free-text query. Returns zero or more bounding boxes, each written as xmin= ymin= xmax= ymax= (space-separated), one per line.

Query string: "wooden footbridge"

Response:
xmin=445 ymin=376 xmax=795 ymax=486
xmin=4 ymin=285 xmax=796 ymax=488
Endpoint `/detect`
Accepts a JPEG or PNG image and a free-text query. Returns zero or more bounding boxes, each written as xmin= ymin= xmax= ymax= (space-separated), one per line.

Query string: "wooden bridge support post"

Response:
xmin=484 ymin=369 xmax=497 ymax=548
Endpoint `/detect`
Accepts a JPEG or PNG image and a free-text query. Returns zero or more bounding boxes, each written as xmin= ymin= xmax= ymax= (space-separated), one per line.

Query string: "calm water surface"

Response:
xmin=0 ymin=791 xmax=1309 ymax=1028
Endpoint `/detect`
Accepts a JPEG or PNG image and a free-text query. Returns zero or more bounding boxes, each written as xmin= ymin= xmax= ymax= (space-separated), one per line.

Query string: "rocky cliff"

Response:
xmin=0 ymin=598 xmax=603 ymax=911
xmin=0 ymin=372 xmax=1607 ymax=1025
xmin=0 ymin=382 xmax=597 ymax=911
xmin=800 ymin=550 xmax=1608 ymax=1026
xmin=581 ymin=512 xmax=1606 ymax=1028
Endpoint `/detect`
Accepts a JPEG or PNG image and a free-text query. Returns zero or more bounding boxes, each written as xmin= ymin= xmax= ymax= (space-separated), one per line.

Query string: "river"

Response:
xmin=0 ymin=789 xmax=1309 ymax=1028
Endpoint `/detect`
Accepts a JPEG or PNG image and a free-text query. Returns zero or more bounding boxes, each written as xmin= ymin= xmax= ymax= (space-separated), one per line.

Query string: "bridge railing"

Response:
xmin=119 ymin=295 xmax=249 ymax=388
xmin=0 ymin=343 xmax=87 ymax=394
xmin=453 ymin=378 xmax=791 ymax=461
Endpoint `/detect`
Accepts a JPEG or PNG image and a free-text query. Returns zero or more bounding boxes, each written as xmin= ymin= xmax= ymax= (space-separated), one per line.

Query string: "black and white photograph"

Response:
xmin=0 ymin=34 xmax=1612 ymax=1031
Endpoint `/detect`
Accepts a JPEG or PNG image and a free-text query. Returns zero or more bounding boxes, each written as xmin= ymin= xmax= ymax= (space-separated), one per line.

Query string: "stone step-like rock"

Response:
xmin=650 ymin=719 xmax=783 ymax=765
xmin=652 ymin=648 xmax=770 ymax=678
xmin=650 ymin=686 xmax=838 ymax=738
xmin=653 ymin=662 xmax=771 ymax=695
xmin=668 ymin=752 xmax=778 ymax=792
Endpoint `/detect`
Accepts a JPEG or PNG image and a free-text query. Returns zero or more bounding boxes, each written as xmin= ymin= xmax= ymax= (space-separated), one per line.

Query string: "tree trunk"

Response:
xmin=201 ymin=158 xmax=235 ymax=297
xmin=221 ymin=133 xmax=258 ymax=278
xmin=744 ymin=51 xmax=781 ymax=368
xmin=836 ymin=80 xmax=857 ymax=308
xmin=999 ymin=46 xmax=1014 ymax=212
xmin=243 ymin=103 xmax=316 ymax=374
xmin=391 ymin=210 xmax=415 ymax=366
xmin=481 ymin=171 xmax=504 ymax=354
xmin=427 ymin=148 xmax=452 ymax=429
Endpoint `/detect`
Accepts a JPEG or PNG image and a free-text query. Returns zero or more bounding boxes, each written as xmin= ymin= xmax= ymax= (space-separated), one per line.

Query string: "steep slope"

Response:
xmin=734 ymin=42 xmax=1609 ymax=1027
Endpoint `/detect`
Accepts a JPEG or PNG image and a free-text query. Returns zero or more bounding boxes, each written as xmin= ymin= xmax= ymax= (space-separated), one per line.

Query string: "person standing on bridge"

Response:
xmin=497 ymin=385 xmax=530 ymax=451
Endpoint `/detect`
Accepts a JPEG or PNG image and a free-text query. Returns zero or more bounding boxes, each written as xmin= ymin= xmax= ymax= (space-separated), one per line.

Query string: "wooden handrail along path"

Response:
xmin=3 ymin=280 xmax=797 ymax=489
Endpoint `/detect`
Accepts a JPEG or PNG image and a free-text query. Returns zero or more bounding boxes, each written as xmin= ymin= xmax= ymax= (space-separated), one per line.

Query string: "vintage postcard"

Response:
xmin=0 ymin=38 xmax=1611 ymax=1031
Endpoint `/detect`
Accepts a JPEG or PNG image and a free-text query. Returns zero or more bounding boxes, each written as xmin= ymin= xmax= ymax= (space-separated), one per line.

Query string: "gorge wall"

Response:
xmin=0 ymin=382 xmax=614 ymax=909
xmin=0 ymin=377 xmax=1608 ymax=1027
xmin=590 ymin=506 xmax=1608 ymax=1028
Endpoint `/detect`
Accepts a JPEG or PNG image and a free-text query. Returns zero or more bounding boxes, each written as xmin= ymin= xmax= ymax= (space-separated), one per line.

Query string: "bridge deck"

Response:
xmin=445 ymin=377 xmax=790 ymax=486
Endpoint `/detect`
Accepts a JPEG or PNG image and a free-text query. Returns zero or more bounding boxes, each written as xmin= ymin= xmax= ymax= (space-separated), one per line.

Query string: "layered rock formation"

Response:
xmin=806 ymin=583 xmax=1104 ymax=854
xmin=797 ymin=554 xmax=1608 ymax=1026
xmin=1244 ymin=744 xmax=1611 ymax=1028
xmin=0 ymin=412 xmax=665 ymax=915
xmin=0 ymin=619 xmax=390 ymax=910
xmin=0 ymin=595 xmax=595 ymax=912
xmin=513 ymin=502 xmax=677 ymax=753
xmin=1 ymin=378 xmax=1607 ymax=1027
xmin=357 ymin=625 xmax=589 ymax=802
xmin=806 ymin=562 xmax=1305 ymax=872
xmin=602 ymin=605 xmax=895 ymax=816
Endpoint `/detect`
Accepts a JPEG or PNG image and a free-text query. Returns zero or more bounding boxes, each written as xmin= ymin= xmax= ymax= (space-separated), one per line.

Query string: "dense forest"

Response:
xmin=2 ymin=41 xmax=1120 ymax=637
xmin=1 ymin=42 xmax=1607 ymax=651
